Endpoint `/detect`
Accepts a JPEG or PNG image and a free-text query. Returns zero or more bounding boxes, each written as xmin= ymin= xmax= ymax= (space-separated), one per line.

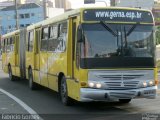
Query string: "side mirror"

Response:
xmin=77 ymin=25 xmax=83 ymax=42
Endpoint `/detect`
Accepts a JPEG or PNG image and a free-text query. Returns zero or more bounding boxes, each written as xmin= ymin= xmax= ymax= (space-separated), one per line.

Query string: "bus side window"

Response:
xmin=28 ymin=30 xmax=34 ymax=52
xmin=2 ymin=39 xmax=5 ymax=53
xmin=59 ymin=22 xmax=67 ymax=37
xmin=56 ymin=22 xmax=67 ymax=52
xmin=41 ymin=27 xmax=48 ymax=51
xmin=5 ymin=38 xmax=8 ymax=53
xmin=48 ymin=24 xmax=58 ymax=51
xmin=10 ymin=37 xmax=14 ymax=52
xmin=5 ymin=39 xmax=6 ymax=52
xmin=9 ymin=38 xmax=11 ymax=52
xmin=7 ymin=38 xmax=10 ymax=52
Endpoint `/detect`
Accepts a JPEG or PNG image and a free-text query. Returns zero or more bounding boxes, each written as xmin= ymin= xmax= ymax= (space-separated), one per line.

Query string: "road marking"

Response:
xmin=0 ymin=88 xmax=43 ymax=120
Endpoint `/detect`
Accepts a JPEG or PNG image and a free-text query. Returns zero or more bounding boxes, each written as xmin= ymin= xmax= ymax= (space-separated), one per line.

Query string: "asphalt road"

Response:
xmin=0 ymin=69 xmax=160 ymax=120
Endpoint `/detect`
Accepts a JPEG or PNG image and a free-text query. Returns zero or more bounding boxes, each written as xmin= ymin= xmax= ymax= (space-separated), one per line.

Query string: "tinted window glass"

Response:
xmin=41 ymin=27 xmax=48 ymax=51
xmin=28 ymin=30 xmax=34 ymax=51
xmin=55 ymin=22 xmax=67 ymax=52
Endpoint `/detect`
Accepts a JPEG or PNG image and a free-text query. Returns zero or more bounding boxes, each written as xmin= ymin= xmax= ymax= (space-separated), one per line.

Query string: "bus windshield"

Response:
xmin=80 ymin=23 xmax=155 ymax=69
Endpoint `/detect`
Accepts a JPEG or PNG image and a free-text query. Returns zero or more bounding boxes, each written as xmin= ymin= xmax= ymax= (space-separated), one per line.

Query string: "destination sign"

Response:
xmin=83 ymin=9 xmax=153 ymax=23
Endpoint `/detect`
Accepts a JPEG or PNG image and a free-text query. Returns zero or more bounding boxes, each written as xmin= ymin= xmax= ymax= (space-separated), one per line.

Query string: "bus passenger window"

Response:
xmin=41 ymin=27 xmax=48 ymax=51
xmin=50 ymin=25 xmax=58 ymax=39
xmin=59 ymin=22 xmax=67 ymax=38
xmin=55 ymin=22 xmax=67 ymax=52
xmin=48 ymin=25 xmax=58 ymax=51
xmin=10 ymin=37 xmax=14 ymax=51
xmin=28 ymin=30 xmax=34 ymax=52
xmin=2 ymin=39 xmax=6 ymax=53
xmin=6 ymin=38 xmax=11 ymax=52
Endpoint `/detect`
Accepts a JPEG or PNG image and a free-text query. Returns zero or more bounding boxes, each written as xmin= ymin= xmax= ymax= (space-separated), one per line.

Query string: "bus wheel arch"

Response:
xmin=58 ymin=72 xmax=64 ymax=93
xmin=8 ymin=64 xmax=14 ymax=81
xmin=58 ymin=73 xmax=72 ymax=106
xmin=8 ymin=63 xmax=11 ymax=71
xmin=28 ymin=66 xmax=36 ymax=90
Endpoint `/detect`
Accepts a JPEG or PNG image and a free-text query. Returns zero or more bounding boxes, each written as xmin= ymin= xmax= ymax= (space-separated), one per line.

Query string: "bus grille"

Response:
xmin=105 ymin=81 xmax=139 ymax=90
xmin=99 ymin=74 xmax=143 ymax=80
xmin=101 ymin=74 xmax=142 ymax=90
xmin=88 ymin=70 xmax=154 ymax=90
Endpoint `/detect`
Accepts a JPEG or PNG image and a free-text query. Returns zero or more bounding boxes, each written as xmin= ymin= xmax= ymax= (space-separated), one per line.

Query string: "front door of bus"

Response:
xmin=39 ymin=27 xmax=48 ymax=87
xmin=67 ymin=17 xmax=80 ymax=100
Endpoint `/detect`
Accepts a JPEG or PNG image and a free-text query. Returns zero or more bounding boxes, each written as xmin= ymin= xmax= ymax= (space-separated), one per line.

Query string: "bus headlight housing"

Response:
xmin=148 ymin=81 xmax=155 ymax=86
xmin=142 ymin=82 xmax=147 ymax=87
xmin=139 ymin=80 xmax=155 ymax=88
xmin=88 ymin=82 xmax=95 ymax=88
xmin=88 ymin=82 xmax=102 ymax=88
xmin=96 ymin=83 xmax=102 ymax=88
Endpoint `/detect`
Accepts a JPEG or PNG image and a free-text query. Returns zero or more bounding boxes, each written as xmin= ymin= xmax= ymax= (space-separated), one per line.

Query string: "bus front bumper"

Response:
xmin=80 ymin=86 xmax=157 ymax=102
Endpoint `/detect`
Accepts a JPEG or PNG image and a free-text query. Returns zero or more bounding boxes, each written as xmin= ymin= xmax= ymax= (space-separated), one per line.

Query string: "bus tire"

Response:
xmin=8 ymin=65 xmax=14 ymax=81
xmin=119 ymin=99 xmax=131 ymax=103
xmin=28 ymin=68 xmax=36 ymax=90
xmin=60 ymin=76 xmax=72 ymax=106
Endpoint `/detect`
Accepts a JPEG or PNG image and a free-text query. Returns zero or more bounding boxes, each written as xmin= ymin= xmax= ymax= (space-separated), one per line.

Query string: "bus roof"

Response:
xmin=30 ymin=7 xmax=153 ymax=28
xmin=2 ymin=7 xmax=153 ymax=37
xmin=2 ymin=29 xmax=20 ymax=38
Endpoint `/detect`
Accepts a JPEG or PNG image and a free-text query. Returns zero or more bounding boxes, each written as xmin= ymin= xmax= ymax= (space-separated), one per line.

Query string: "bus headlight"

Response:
xmin=96 ymin=83 xmax=102 ymax=88
xmin=88 ymin=82 xmax=95 ymax=88
xmin=88 ymin=82 xmax=102 ymax=88
xmin=142 ymin=80 xmax=155 ymax=87
xmin=149 ymin=81 xmax=153 ymax=86
xmin=149 ymin=81 xmax=155 ymax=86
xmin=139 ymin=80 xmax=155 ymax=88
xmin=143 ymin=82 xmax=147 ymax=87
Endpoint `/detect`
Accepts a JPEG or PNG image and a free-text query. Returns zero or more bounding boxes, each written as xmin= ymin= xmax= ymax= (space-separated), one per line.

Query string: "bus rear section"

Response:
xmin=1 ymin=30 xmax=21 ymax=80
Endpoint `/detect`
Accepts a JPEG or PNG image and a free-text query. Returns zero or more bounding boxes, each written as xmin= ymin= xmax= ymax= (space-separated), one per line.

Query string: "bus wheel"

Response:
xmin=8 ymin=65 xmax=14 ymax=81
xmin=28 ymin=68 xmax=36 ymax=90
xmin=60 ymin=76 xmax=72 ymax=106
xmin=119 ymin=99 xmax=131 ymax=103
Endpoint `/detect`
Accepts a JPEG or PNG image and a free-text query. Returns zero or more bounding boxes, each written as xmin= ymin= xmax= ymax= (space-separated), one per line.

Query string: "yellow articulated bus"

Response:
xmin=1 ymin=30 xmax=20 ymax=80
xmin=1 ymin=7 xmax=158 ymax=105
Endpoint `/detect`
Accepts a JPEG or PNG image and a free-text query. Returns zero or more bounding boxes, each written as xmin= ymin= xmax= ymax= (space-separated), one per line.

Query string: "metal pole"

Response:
xmin=43 ymin=0 xmax=47 ymax=19
xmin=15 ymin=0 xmax=19 ymax=29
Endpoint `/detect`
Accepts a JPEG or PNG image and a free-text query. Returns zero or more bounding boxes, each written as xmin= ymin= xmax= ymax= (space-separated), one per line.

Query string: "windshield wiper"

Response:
xmin=127 ymin=22 xmax=140 ymax=36
xmin=100 ymin=21 xmax=117 ymax=36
